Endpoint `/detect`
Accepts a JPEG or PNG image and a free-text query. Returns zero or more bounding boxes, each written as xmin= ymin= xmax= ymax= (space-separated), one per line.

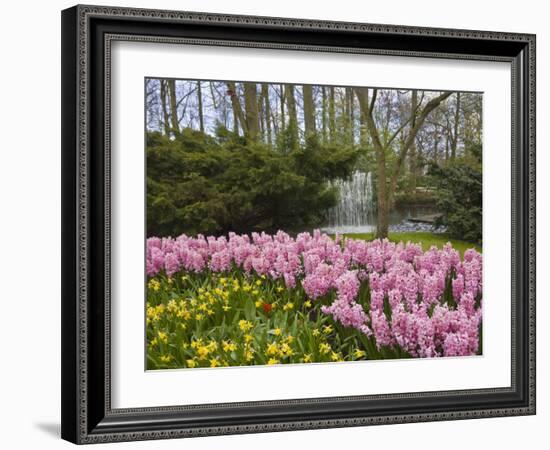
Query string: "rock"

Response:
xmin=389 ymin=220 xmax=447 ymax=234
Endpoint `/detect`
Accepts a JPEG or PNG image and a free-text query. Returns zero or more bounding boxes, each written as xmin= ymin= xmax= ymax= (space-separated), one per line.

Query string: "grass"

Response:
xmin=340 ymin=232 xmax=482 ymax=255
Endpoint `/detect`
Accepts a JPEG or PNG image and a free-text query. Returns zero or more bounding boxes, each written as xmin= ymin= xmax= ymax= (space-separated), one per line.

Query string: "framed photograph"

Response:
xmin=61 ymin=4 xmax=536 ymax=444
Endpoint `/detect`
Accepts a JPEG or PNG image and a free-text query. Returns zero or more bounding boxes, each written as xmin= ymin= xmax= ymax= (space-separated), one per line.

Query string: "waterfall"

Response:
xmin=324 ymin=171 xmax=375 ymax=233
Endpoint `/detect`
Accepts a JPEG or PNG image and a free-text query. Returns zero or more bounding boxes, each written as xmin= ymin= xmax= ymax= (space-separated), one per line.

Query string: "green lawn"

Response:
xmin=340 ymin=232 xmax=482 ymax=255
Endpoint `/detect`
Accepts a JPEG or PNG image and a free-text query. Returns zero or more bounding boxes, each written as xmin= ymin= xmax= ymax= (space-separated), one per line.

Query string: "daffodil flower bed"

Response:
xmin=146 ymin=230 xmax=482 ymax=369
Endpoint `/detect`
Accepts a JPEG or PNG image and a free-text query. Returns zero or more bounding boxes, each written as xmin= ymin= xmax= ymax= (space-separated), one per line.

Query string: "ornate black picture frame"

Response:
xmin=61 ymin=4 xmax=536 ymax=444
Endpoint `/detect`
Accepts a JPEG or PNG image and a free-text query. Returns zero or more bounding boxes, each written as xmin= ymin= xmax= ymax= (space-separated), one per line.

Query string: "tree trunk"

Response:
xmin=209 ymin=82 xmax=217 ymax=109
xmin=416 ymin=141 xmax=423 ymax=181
xmin=197 ymin=81 xmax=204 ymax=133
xmin=451 ymin=92 xmax=460 ymax=160
xmin=433 ymin=126 xmax=440 ymax=165
xmin=244 ymin=82 xmax=259 ymax=141
xmin=408 ymin=90 xmax=418 ymax=193
xmin=262 ymin=84 xmax=272 ymax=145
xmin=160 ymin=80 xmax=170 ymax=135
xmin=167 ymin=79 xmax=179 ymax=136
xmin=349 ymin=88 xmax=355 ymax=146
xmin=322 ymin=87 xmax=328 ymax=144
xmin=302 ymin=84 xmax=316 ymax=139
xmin=285 ymin=84 xmax=299 ymax=150
xmin=279 ymin=84 xmax=285 ymax=132
xmin=344 ymin=88 xmax=351 ymax=145
xmin=359 ymin=100 xmax=368 ymax=149
xmin=258 ymin=91 xmax=265 ymax=141
xmin=328 ymin=87 xmax=336 ymax=143
xmin=355 ymin=88 xmax=388 ymax=238
xmin=445 ymin=129 xmax=450 ymax=162
xmin=232 ymin=111 xmax=239 ymax=134
xmin=227 ymin=82 xmax=247 ymax=135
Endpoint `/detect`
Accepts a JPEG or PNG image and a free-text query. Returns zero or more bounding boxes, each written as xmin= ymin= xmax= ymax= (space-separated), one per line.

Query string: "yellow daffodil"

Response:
xmin=312 ymin=329 xmax=320 ymax=337
xmin=157 ymin=331 xmax=168 ymax=344
xmin=303 ymin=354 xmax=312 ymax=363
xmin=167 ymin=299 xmax=177 ymax=313
xmin=319 ymin=342 xmax=331 ymax=354
xmin=304 ymin=300 xmax=312 ymax=308
xmin=148 ymin=278 xmax=160 ymax=291
xmin=354 ymin=349 xmax=366 ymax=359
xmin=146 ymin=306 xmax=161 ymax=322
xmin=190 ymin=339 xmax=202 ymax=349
xmin=273 ymin=328 xmax=282 ymax=336
xmin=207 ymin=340 xmax=218 ymax=352
xmin=267 ymin=358 xmax=279 ymax=365
xmin=280 ymin=343 xmax=293 ymax=357
xmin=196 ymin=345 xmax=210 ymax=360
xmin=159 ymin=355 xmax=173 ymax=363
xmin=177 ymin=309 xmax=191 ymax=320
xmin=222 ymin=340 xmax=237 ymax=352
xmin=186 ymin=359 xmax=197 ymax=368
xmin=238 ymin=320 xmax=253 ymax=332
xmin=322 ymin=325 xmax=333 ymax=334
xmin=266 ymin=342 xmax=279 ymax=356
xmin=210 ymin=358 xmax=220 ymax=368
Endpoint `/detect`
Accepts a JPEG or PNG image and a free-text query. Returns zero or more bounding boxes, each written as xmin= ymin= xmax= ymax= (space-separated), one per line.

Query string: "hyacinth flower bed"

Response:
xmin=146 ymin=230 xmax=482 ymax=370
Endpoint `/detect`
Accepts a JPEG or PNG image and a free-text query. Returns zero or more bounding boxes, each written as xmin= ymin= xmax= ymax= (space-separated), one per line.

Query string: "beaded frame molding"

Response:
xmin=61 ymin=4 xmax=536 ymax=444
